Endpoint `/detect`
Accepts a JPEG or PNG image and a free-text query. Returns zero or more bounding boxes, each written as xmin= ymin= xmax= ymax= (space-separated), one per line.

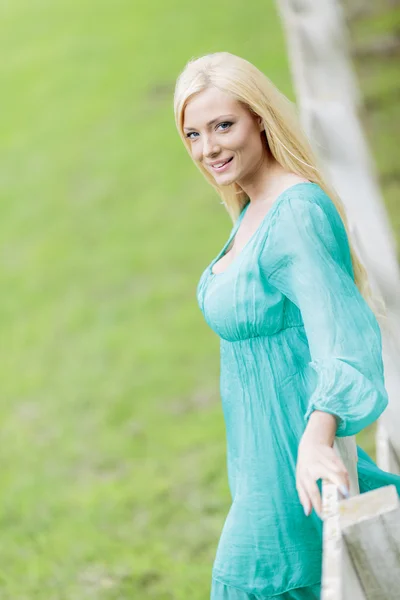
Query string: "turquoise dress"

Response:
xmin=196 ymin=182 xmax=400 ymax=600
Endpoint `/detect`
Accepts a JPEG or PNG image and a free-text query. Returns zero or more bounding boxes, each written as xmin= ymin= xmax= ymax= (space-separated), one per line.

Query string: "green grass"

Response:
xmin=0 ymin=1 xmax=397 ymax=597
xmin=350 ymin=4 xmax=400 ymax=246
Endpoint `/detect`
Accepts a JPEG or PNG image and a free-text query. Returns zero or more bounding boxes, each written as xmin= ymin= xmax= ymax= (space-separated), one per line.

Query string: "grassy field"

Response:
xmin=348 ymin=1 xmax=400 ymax=245
xmin=0 ymin=1 xmax=398 ymax=598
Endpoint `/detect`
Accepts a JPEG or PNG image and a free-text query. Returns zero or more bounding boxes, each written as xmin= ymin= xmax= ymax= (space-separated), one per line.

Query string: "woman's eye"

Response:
xmin=185 ymin=121 xmax=233 ymax=140
xmin=217 ymin=121 xmax=233 ymax=131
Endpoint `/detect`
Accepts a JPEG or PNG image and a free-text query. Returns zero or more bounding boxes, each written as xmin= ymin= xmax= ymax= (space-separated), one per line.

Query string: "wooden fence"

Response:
xmin=276 ymin=0 xmax=400 ymax=596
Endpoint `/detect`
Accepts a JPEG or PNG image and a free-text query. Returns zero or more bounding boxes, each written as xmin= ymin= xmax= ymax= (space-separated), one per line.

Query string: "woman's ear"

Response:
xmin=258 ymin=117 xmax=265 ymax=132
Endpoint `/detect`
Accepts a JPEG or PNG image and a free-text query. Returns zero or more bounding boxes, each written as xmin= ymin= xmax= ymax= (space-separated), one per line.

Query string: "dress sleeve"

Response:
xmin=260 ymin=194 xmax=388 ymax=437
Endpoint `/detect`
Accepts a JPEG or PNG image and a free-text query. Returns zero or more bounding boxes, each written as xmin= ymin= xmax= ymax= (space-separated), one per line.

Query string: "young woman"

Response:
xmin=173 ymin=52 xmax=400 ymax=600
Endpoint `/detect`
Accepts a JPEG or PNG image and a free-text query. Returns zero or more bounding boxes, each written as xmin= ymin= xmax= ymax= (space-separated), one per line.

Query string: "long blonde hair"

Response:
xmin=173 ymin=51 xmax=385 ymax=321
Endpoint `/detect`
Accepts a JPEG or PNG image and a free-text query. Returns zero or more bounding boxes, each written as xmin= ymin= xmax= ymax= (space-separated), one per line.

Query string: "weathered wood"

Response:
xmin=322 ymin=483 xmax=400 ymax=599
xmin=343 ymin=510 xmax=400 ymax=598
xmin=342 ymin=487 xmax=400 ymax=599
xmin=276 ymin=0 xmax=400 ymax=594
xmin=340 ymin=483 xmax=398 ymax=527
xmin=334 ymin=437 xmax=360 ymax=496
xmin=322 ymin=483 xmax=365 ymax=600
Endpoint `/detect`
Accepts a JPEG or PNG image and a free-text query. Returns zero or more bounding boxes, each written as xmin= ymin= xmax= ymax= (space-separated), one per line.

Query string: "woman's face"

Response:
xmin=183 ymin=86 xmax=266 ymax=186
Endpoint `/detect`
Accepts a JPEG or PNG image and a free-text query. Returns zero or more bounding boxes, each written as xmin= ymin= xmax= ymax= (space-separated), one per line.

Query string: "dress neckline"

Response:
xmin=209 ymin=181 xmax=317 ymax=278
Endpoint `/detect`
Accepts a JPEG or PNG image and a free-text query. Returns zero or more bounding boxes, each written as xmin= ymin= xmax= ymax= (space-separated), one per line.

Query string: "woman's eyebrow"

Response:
xmin=183 ymin=114 xmax=236 ymax=131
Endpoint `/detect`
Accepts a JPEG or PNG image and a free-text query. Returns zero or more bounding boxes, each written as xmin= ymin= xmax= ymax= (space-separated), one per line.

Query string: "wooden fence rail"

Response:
xmin=322 ymin=483 xmax=400 ymax=599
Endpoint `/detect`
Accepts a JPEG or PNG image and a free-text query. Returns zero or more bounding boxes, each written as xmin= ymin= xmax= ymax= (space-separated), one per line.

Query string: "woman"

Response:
xmin=173 ymin=52 xmax=400 ymax=600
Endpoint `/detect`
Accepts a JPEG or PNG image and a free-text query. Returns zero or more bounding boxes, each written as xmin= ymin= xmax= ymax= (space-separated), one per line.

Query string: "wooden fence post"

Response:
xmin=275 ymin=0 xmax=400 ymax=473
xmin=275 ymin=0 xmax=400 ymax=594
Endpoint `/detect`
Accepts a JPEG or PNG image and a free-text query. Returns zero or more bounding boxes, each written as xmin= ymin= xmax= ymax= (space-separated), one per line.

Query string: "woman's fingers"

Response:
xmin=298 ymin=463 xmax=351 ymax=517
xmin=316 ymin=465 xmax=350 ymax=496
xmin=296 ymin=444 xmax=352 ymax=519
xmin=307 ymin=455 xmax=350 ymax=494
xmin=318 ymin=452 xmax=347 ymax=475
xmin=302 ymin=472 xmax=322 ymax=517
xmin=296 ymin=482 xmax=311 ymax=516
xmin=318 ymin=451 xmax=349 ymax=485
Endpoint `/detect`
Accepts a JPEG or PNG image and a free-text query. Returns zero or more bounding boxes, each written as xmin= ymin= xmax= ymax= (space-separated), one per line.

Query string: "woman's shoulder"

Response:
xmin=263 ymin=180 xmax=351 ymax=263
xmin=276 ymin=180 xmax=330 ymax=209
xmin=272 ymin=180 xmax=345 ymax=234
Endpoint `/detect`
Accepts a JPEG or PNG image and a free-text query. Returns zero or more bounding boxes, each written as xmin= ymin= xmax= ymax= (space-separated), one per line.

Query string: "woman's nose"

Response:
xmin=203 ymin=135 xmax=220 ymax=157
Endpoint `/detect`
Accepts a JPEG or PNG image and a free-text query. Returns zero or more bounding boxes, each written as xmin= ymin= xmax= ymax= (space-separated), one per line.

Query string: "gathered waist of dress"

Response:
xmin=219 ymin=323 xmax=313 ymax=400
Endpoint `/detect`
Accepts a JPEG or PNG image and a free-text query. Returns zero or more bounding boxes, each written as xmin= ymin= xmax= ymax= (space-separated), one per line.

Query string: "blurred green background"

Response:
xmin=0 ymin=1 xmax=398 ymax=598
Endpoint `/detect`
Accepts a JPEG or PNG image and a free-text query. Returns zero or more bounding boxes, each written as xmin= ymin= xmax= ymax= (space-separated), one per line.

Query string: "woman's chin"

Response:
xmin=214 ymin=173 xmax=237 ymax=186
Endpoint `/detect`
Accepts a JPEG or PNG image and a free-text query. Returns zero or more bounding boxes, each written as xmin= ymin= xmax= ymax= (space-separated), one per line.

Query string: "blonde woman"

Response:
xmin=174 ymin=52 xmax=400 ymax=600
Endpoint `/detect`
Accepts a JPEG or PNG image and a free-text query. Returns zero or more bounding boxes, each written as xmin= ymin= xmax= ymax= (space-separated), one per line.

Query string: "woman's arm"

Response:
xmin=259 ymin=190 xmax=388 ymax=517
xmin=297 ymin=410 xmax=350 ymax=517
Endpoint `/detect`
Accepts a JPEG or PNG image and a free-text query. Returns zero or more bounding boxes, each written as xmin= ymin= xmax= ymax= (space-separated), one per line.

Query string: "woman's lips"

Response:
xmin=210 ymin=157 xmax=234 ymax=172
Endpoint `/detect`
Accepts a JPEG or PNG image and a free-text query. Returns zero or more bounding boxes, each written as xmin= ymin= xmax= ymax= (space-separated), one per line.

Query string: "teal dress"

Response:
xmin=196 ymin=182 xmax=400 ymax=600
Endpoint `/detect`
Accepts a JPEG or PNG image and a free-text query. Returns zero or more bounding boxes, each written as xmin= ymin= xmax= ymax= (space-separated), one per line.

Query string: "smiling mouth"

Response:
xmin=210 ymin=157 xmax=234 ymax=171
